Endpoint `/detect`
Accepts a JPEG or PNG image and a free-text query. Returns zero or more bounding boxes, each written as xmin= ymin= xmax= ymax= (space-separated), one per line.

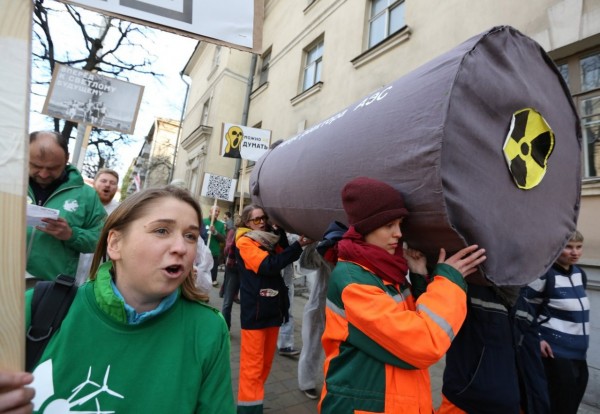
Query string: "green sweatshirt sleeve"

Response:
xmin=64 ymin=189 xmax=107 ymax=254
xmin=197 ymin=309 xmax=236 ymax=413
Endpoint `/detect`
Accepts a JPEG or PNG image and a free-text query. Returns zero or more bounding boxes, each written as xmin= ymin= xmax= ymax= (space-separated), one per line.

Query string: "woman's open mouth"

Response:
xmin=164 ymin=264 xmax=184 ymax=278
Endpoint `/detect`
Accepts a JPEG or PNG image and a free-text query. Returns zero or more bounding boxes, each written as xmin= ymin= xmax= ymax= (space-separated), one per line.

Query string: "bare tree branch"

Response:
xmin=32 ymin=0 xmax=165 ymax=173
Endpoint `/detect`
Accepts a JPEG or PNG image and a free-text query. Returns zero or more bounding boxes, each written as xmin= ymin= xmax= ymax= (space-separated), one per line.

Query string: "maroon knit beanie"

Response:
xmin=341 ymin=177 xmax=409 ymax=236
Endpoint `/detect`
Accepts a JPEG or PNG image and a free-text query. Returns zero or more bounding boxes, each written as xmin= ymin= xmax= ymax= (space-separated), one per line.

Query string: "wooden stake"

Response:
xmin=73 ymin=124 xmax=93 ymax=169
xmin=206 ymin=198 xmax=218 ymax=246
xmin=0 ymin=0 xmax=32 ymax=370
xmin=238 ymin=159 xmax=248 ymax=215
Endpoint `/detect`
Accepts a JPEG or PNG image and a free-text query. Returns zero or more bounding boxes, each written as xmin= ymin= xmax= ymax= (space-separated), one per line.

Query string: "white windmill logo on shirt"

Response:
xmin=63 ymin=199 xmax=79 ymax=212
xmin=32 ymin=360 xmax=124 ymax=413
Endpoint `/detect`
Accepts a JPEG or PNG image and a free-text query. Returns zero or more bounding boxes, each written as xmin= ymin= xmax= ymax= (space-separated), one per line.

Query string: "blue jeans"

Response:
xmin=221 ymin=266 xmax=240 ymax=329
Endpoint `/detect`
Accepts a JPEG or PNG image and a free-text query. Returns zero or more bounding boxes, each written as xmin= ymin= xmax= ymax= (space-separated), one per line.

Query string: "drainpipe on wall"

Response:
xmin=233 ymin=54 xmax=258 ymax=207
xmin=168 ymin=71 xmax=191 ymax=184
xmin=234 ymin=53 xmax=258 ymax=180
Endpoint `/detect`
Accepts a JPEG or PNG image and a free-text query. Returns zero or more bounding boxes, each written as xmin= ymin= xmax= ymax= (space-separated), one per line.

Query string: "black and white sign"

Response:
xmin=61 ymin=0 xmax=261 ymax=51
xmin=201 ymin=173 xmax=237 ymax=202
xmin=42 ymin=64 xmax=144 ymax=134
xmin=221 ymin=123 xmax=271 ymax=161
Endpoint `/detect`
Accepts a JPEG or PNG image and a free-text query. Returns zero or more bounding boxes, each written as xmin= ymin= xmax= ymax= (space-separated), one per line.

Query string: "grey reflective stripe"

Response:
xmin=389 ymin=288 xmax=408 ymax=303
xmin=389 ymin=293 xmax=403 ymax=303
xmin=515 ymin=309 xmax=534 ymax=323
xmin=416 ymin=303 xmax=455 ymax=341
xmin=387 ymin=286 xmax=409 ymax=303
xmin=470 ymin=297 xmax=507 ymax=313
xmin=238 ymin=400 xmax=263 ymax=406
xmin=326 ymin=298 xmax=346 ymax=318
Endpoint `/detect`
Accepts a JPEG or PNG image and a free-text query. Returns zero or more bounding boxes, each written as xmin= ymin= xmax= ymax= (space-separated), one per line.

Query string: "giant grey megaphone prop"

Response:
xmin=250 ymin=26 xmax=581 ymax=286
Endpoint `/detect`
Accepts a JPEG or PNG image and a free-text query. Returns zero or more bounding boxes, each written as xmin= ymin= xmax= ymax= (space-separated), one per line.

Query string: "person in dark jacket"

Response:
xmin=438 ymin=284 xmax=551 ymax=414
xmin=221 ymin=217 xmax=240 ymax=329
xmin=235 ymin=204 xmax=312 ymax=414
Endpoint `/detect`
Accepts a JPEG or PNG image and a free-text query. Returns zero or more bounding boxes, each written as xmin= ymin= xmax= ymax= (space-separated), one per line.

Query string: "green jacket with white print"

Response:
xmin=27 ymin=165 xmax=107 ymax=281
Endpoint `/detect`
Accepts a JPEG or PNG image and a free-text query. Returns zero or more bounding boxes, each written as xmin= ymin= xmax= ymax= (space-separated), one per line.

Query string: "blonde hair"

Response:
xmin=571 ymin=229 xmax=584 ymax=243
xmin=94 ymin=168 xmax=119 ymax=182
xmin=90 ymin=185 xmax=208 ymax=302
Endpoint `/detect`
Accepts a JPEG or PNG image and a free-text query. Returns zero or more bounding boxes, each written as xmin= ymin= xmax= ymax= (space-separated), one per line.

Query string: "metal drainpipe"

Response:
xmin=234 ymin=53 xmax=258 ymax=183
xmin=168 ymin=71 xmax=191 ymax=184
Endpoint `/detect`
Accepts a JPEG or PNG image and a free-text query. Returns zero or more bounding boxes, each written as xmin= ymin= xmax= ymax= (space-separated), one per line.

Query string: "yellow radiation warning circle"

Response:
xmin=503 ymin=108 xmax=555 ymax=190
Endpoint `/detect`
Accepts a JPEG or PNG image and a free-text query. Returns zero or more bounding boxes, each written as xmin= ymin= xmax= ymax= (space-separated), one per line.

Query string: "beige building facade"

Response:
xmin=175 ymin=0 xmax=600 ymax=406
xmin=171 ymin=43 xmax=253 ymax=217
xmin=128 ymin=117 xmax=180 ymax=193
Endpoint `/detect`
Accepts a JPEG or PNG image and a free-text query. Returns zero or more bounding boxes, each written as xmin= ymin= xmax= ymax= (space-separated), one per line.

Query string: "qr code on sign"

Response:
xmin=206 ymin=174 xmax=233 ymax=200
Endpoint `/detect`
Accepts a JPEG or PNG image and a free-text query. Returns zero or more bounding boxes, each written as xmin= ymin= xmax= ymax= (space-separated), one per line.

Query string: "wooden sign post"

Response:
xmin=201 ymin=173 xmax=238 ymax=245
xmin=0 ymin=0 xmax=32 ymax=370
xmin=206 ymin=198 xmax=219 ymax=247
xmin=238 ymin=159 xmax=248 ymax=215
xmin=73 ymin=124 xmax=93 ymax=169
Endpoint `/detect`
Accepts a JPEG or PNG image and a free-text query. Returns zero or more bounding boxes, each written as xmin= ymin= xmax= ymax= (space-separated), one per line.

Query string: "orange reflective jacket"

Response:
xmin=319 ymin=260 xmax=467 ymax=414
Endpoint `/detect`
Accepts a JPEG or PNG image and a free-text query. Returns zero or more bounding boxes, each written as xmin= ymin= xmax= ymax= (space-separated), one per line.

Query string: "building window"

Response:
xmin=212 ymin=46 xmax=222 ymax=69
xmin=581 ymin=96 xmax=600 ymax=177
xmin=368 ymin=0 xmax=405 ymax=48
xmin=559 ymin=50 xmax=600 ymax=178
xmin=259 ymin=50 xmax=271 ymax=86
xmin=201 ymin=99 xmax=210 ymax=126
xmin=303 ymin=39 xmax=324 ymax=91
xmin=581 ymin=52 xmax=600 ymax=92
xmin=580 ymin=52 xmax=600 ymax=177
xmin=557 ymin=63 xmax=569 ymax=86
xmin=190 ymin=167 xmax=199 ymax=196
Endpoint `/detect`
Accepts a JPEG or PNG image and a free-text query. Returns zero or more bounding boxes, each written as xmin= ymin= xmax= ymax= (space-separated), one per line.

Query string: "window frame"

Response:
xmin=259 ymin=49 xmax=271 ymax=86
xmin=368 ymin=0 xmax=406 ymax=49
xmin=212 ymin=46 xmax=222 ymax=69
xmin=557 ymin=48 xmax=600 ymax=180
xmin=201 ymin=99 xmax=211 ymax=126
xmin=302 ymin=38 xmax=324 ymax=92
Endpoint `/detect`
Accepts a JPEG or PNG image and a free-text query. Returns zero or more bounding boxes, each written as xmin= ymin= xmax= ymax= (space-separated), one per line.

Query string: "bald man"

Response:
xmin=26 ymin=131 xmax=106 ymax=287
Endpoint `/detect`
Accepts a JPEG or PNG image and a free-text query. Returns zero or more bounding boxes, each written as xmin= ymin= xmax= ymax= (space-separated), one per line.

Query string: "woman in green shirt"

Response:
xmin=1 ymin=185 xmax=235 ymax=414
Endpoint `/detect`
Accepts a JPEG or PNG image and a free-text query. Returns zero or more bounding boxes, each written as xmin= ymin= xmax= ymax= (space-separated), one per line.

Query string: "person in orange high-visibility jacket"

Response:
xmin=319 ymin=177 xmax=487 ymax=414
xmin=235 ymin=204 xmax=313 ymax=414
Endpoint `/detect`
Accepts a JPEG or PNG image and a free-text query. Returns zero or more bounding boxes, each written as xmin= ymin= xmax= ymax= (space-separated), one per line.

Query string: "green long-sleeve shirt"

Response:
xmin=26 ymin=262 xmax=235 ymax=413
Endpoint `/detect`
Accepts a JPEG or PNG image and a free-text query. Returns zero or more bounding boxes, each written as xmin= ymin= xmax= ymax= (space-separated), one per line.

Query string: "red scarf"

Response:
xmin=337 ymin=226 xmax=409 ymax=285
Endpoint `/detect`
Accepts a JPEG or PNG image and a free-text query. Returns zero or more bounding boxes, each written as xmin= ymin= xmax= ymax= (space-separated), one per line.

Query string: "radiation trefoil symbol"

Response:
xmin=503 ymin=108 xmax=555 ymax=190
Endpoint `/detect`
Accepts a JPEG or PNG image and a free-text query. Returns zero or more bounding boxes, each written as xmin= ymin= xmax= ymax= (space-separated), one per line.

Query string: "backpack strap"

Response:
xmin=25 ymin=274 xmax=77 ymax=372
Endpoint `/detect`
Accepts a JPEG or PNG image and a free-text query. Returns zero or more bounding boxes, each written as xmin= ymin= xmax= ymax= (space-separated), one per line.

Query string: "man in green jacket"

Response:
xmin=26 ymin=131 xmax=106 ymax=287
xmin=203 ymin=205 xmax=226 ymax=287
